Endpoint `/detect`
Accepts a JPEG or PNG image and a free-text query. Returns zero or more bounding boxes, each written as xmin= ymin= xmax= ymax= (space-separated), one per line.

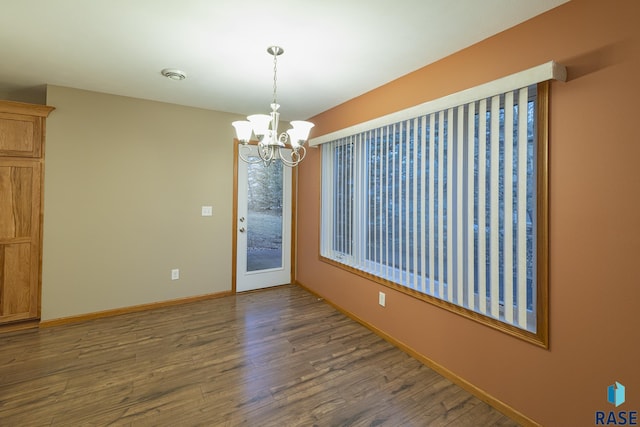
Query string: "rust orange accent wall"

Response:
xmin=296 ymin=1 xmax=640 ymax=426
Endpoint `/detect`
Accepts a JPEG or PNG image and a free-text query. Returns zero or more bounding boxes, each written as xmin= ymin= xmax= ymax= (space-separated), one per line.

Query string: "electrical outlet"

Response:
xmin=201 ymin=206 xmax=213 ymax=216
xmin=379 ymin=291 xmax=386 ymax=307
xmin=171 ymin=269 xmax=180 ymax=280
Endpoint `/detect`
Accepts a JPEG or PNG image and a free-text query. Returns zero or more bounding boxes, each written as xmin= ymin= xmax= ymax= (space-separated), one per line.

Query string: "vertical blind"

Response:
xmin=321 ymin=85 xmax=539 ymax=332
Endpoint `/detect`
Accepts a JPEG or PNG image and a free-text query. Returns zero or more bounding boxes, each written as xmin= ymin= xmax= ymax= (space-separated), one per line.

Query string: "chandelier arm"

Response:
xmin=294 ymin=146 xmax=306 ymax=163
xmin=258 ymin=143 xmax=278 ymax=165
xmin=278 ymin=146 xmax=306 ymax=168
xmin=278 ymin=153 xmax=298 ymax=168
xmin=238 ymin=144 xmax=264 ymax=165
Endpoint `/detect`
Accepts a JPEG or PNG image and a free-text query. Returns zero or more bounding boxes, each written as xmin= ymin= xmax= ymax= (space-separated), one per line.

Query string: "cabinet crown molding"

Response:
xmin=0 ymin=100 xmax=55 ymax=117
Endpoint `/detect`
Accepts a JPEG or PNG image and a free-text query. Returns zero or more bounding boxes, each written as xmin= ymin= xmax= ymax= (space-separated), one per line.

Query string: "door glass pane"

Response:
xmin=246 ymin=159 xmax=283 ymax=272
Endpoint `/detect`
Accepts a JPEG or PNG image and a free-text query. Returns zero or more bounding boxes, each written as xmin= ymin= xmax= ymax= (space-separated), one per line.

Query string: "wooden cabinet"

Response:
xmin=0 ymin=101 xmax=54 ymax=332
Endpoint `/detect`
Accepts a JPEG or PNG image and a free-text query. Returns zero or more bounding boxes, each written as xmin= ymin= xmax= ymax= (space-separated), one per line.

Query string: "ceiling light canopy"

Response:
xmin=161 ymin=68 xmax=187 ymax=81
xmin=232 ymin=46 xmax=314 ymax=168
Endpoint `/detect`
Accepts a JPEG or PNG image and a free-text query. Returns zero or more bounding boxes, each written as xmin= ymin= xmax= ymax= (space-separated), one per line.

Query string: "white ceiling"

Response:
xmin=0 ymin=0 xmax=568 ymax=120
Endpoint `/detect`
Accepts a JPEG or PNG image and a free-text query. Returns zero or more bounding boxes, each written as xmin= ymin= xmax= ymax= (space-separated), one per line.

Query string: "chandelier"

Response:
xmin=232 ymin=46 xmax=314 ymax=168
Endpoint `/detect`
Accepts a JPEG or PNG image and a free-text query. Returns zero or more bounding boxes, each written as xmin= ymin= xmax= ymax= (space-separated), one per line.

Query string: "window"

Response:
xmin=319 ymin=72 xmax=554 ymax=346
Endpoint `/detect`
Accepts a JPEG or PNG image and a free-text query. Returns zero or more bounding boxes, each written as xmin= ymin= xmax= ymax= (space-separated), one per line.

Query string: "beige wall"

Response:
xmin=297 ymin=1 xmax=640 ymax=426
xmin=42 ymin=86 xmax=239 ymax=320
xmin=0 ymin=85 xmax=46 ymax=105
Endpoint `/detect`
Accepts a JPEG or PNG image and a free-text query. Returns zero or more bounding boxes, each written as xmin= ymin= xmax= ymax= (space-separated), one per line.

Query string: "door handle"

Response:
xmin=239 ymin=227 xmax=246 ymax=233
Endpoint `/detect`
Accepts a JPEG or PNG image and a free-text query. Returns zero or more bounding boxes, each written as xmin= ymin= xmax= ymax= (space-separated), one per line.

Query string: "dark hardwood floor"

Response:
xmin=0 ymin=285 xmax=519 ymax=426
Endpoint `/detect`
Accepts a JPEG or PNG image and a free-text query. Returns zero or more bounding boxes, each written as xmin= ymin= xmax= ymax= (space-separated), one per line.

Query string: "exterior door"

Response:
xmin=235 ymin=145 xmax=292 ymax=292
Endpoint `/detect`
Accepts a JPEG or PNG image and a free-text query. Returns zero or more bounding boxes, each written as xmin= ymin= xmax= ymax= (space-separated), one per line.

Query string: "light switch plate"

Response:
xmin=201 ymin=206 xmax=213 ymax=216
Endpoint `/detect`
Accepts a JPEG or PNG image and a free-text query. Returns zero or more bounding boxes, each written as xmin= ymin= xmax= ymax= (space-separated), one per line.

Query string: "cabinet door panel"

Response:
xmin=0 ymin=113 xmax=42 ymax=158
xmin=0 ymin=243 xmax=35 ymax=321
xmin=0 ymin=165 xmax=34 ymax=239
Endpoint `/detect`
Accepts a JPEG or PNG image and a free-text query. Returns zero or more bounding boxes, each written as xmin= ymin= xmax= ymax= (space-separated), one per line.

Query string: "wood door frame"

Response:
xmin=231 ymin=140 xmax=297 ymax=293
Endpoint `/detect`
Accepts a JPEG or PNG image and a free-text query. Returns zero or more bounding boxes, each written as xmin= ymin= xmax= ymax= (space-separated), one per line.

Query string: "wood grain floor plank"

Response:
xmin=0 ymin=285 xmax=519 ymax=426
